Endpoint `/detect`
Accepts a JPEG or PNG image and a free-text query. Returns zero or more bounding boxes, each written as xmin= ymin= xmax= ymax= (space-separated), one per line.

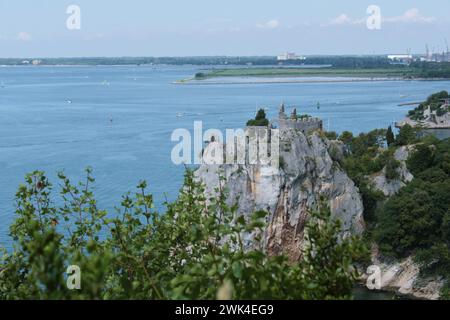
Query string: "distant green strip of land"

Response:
xmin=192 ymin=67 xmax=419 ymax=80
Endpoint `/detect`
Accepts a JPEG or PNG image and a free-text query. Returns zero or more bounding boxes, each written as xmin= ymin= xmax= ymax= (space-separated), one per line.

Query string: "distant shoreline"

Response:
xmin=174 ymin=77 xmax=450 ymax=85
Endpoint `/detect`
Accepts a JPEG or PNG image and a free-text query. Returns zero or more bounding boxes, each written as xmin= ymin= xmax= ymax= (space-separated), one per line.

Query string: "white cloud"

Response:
xmin=323 ymin=8 xmax=435 ymax=27
xmin=17 ymin=32 xmax=32 ymax=41
xmin=329 ymin=14 xmax=352 ymax=25
xmin=384 ymin=8 xmax=436 ymax=24
xmin=322 ymin=14 xmax=364 ymax=27
xmin=256 ymin=19 xmax=280 ymax=29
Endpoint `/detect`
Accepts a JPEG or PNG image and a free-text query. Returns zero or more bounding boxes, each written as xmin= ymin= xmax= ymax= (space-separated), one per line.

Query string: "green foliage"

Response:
xmin=386 ymin=126 xmax=395 ymax=147
xmin=357 ymin=181 xmax=384 ymax=225
xmin=194 ymin=72 xmax=206 ymax=79
xmin=339 ymin=129 xmax=394 ymax=181
xmin=407 ymin=144 xmax=435 ymax=175
xmin=336 ymin=124 xmax=450 ymax=297
xmin=411 ymin=62 xmax=450 ymax=79
xmin=423 ymin=90 xmax=449 ymax=105
xmin=384 ymin=157 xmax=401 ymax=181
xmin=0 ymin=169 xmax=366 ymax=300
xmin=246 ymin=108 xmax=269 ymax=127
xmin=297 ymin=114 xmax=312 ymax=120
xmin=437 ymin=106 xmax=450 ymax=117
xmin=338 ymin=126 xmax=450 ymax=297
xmin=324 ymin=131 xmax=338 ymax=140
xmin=339 ymin=129 xmax=403 ymax=225
xmin=395 ymin=124 xmax=418 ymax=146
xmin=374 ymin=182 xmax=441 ymax=256
xmin=340 ymin=129 xmax=386 ymax=158
xmin=407 ymin=90 xmax=449 ymax=121
xmin=372 ymin=138 xmax=450 ymax=294
xmin=339 ymin=131 xmax=354 ymax=146
xmin=301 ymin=204 xmax=368 ymax=299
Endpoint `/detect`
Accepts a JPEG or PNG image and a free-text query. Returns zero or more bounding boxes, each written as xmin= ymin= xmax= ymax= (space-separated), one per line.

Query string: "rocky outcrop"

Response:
xmin=369 ymin=146 xmax=414 ymax=197
xmin=368 ymin=246 xmax=444 ymax=300
xmin=195 ymin=128 xmax=364 ymax=262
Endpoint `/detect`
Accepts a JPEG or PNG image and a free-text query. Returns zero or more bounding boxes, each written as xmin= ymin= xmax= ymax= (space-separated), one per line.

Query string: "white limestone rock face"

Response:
xmin=195 ymin=129 xmax=365 ymax=261
xmin=370 ymin=146 xmax=414 ymax=197
xmin=368 ymin=246 xmax=444 ymax=300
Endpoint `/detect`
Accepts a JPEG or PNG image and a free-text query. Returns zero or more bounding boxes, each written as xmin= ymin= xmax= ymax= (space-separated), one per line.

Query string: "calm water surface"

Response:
xmin=1 ymin=65 xmax=449 ymax=245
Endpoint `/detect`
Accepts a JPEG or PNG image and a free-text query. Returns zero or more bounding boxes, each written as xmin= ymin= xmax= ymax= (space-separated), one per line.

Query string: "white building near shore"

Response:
xmin=277 ymin=52 xmax=305 ymax=61
xmin=387 ymin=54 xmax=413 ymax=65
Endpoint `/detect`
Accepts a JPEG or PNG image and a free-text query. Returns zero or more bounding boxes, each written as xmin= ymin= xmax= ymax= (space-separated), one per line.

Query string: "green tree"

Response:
xmin=384 ymin=157 xmax=400 ymax=181
xmin=339 ymin=131 xmax=354 ymax=147
xmin=395 ymin=124 xmax=416 ymax=146
xmin=407 ymin=144 xmax=435 ymax=175
xmin=246 ymin=108 xmax=269 ymax=126
xmin=325 ymin=131 xmax=338 ymax=140
xmin=386 ymin=126 xmax=395 ymax=147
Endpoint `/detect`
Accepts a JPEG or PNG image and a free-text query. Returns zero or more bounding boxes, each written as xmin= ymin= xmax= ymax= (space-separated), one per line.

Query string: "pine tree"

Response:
xmin=386 ymin=126 xmax=395 ymax=147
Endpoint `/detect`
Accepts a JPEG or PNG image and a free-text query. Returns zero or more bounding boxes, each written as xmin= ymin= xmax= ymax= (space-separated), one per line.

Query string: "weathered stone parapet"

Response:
xmin=276 ymin=103 xmax=323 ymax=133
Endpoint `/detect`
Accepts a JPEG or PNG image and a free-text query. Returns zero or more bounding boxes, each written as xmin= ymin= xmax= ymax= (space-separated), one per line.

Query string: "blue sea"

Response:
xmin=1 ymin=65 xmax=449 ymax=246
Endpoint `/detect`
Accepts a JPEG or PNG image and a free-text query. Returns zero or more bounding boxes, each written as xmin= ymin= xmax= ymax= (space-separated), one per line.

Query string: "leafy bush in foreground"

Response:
xmin=0 ymin=169 xmax=366 ymax=300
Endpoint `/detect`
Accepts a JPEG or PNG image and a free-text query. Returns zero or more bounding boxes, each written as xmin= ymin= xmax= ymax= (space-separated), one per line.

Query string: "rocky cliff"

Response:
xmin=369 ymin=146 xmax=414 ymax=197
xmin=195 ymin=128 xmax=365 ymax=261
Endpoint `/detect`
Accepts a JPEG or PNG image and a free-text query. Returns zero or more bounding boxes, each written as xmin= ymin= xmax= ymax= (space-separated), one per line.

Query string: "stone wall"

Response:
xmin=277 ymin=117 xmax=323 ymax=133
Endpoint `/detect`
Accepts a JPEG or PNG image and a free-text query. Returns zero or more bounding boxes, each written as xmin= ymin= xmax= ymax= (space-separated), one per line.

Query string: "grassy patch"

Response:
xmin=194 ymin=67 xmax=417 ymax=79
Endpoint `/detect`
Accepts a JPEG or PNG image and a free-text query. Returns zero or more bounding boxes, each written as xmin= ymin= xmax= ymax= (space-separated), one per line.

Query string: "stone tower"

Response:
xmin=279 ymin=102 xmax=286 ymax=119
xmin=291 ymin=108 xmax=297 ymax=120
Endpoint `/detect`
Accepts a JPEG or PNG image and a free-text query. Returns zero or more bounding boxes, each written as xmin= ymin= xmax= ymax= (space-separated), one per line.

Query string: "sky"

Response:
xmin=0 ymin=0 xmax=450 ymax=57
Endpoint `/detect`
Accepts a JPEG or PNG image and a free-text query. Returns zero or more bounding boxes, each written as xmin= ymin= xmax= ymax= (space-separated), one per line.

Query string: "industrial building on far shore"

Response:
xmin=277 ymin=52 xmax=306 ymax=61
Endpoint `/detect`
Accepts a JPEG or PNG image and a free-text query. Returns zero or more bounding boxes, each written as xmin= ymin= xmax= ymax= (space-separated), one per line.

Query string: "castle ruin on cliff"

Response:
xmin=273 ymin=103 xmax=323 ymax=133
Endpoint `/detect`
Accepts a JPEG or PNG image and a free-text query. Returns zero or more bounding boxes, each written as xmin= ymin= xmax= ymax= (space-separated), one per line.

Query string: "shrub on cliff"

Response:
xmin=246 ymin=108 xmax=269 ymax=127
